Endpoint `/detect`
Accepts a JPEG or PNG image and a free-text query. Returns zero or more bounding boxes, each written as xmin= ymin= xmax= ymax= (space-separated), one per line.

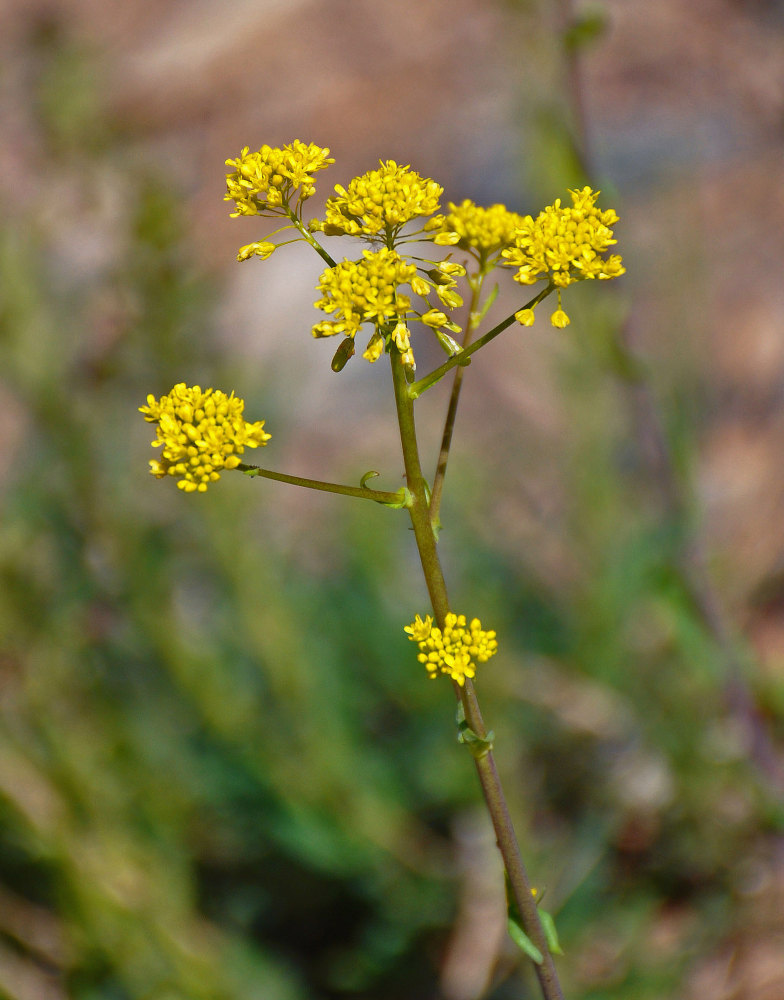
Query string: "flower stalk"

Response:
xmin=239 ymin=463 xmax=410 ymax=507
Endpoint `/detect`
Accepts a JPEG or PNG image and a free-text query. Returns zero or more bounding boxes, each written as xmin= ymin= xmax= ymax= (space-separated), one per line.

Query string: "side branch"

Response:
xmin=239 ymin=464 xmax=410 ymax=506
xmin=287 ymin=210 xmax=337 ymax=268
xmin=408 ymin=283 xmax=555 ymax=399
xmin=429 ymin=272 xmax=485 ymax=523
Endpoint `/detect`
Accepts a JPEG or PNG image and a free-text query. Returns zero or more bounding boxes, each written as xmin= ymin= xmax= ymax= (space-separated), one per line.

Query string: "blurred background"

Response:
xmin=2 ymin=0 xmax=784 ymax=997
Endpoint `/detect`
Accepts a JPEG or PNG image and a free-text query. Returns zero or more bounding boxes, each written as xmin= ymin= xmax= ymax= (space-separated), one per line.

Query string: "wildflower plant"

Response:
xmin=140 ymin=142 xmax=625 ymax=1000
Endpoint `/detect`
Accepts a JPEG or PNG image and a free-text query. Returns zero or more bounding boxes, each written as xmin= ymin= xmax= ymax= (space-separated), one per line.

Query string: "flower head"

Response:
xmin=443 ymin=200 xmax=527 ymax=262
xmin=225 ymin=141 xmax=334 ymax=216
xmin=503 ymin=187 xmax=624 ymax=326
xmin=140 ymin=383 xmax=270 ymax=493
xmin=503 ymin=187 xmax=624 ymax=286
xmin=311 ymin=160 xmax=443 ymax=241
xmin=405 ymin=612 xmax=498 ymax=686
xmin=312 ymin=247 xmax=419 ymax=365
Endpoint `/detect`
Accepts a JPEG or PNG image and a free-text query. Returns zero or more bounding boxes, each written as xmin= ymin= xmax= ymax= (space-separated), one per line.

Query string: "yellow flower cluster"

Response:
xmin=313 ymin=248 xmax=419 ymax=367
xmin=311 ymin=160 xmax=444 ymax=240
xmin=224 ymin=141 xmax=334 ymax=216
xmin=139 ymin=383 xmax=270 ymax=493
xmin=444 ymin=200 xmax=527 ymax=260
xmin=502 ymin=186 xmax=625 ymax=326
xmin=405 ymin=613 xmax=498 ymax=686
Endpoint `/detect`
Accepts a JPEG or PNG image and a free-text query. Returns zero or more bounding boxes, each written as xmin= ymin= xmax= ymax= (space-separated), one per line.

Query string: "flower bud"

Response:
xmin=331 ymin=337 xmax=355 ymax=372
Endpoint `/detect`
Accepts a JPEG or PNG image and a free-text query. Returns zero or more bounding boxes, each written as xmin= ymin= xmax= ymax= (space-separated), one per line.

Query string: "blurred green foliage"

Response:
xmin=1 ymin=23 xmax=782 ymax=1000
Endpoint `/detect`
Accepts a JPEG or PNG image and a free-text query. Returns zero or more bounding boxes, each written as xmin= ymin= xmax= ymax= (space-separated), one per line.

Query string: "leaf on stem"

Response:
xmin=539 ymin=909 xmax=564 ymax=956
xmin=507 ymin=917 xmax=544 ymax=965
xmin=377 ymin=486 xmax=413 ymax=510
xmin=476 ymin=282 xmax=499 ymax=324
xmin=456 ymin=702 xmax=495 ymax=758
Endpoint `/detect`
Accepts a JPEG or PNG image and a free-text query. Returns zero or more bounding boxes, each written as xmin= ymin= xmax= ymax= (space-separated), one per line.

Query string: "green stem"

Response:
xmin=287 ymin=208 xmax=337 ymax=269
xmin=390 ymin=349 xmax=564 ymax=1000
xmin=462 ymin=682 xmax=564 ymax=1000
xmin=428 ymin=271 xmax=486 ymax=525
xmin=238 ymin=464 xmax=409 ymax=506
xmin=390 ymin=351 xmax=451 ymax=621
xmin=408 ymin=283 xmax=555 ymax=400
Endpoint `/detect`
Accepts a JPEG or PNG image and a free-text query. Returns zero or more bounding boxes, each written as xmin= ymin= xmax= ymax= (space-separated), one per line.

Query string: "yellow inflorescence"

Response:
xmin=405 ymin=613 xmax=498 ymax=686
xmin=502 ymin=186 xmax=625 ymax=326
xmin=224 ymin=141 xmax=334 ymax=216
xmin=444 ymin=200 xmax=527 ymax=259
xmin=311 ymin=160 xmax=444 ymax=239
xmin=139 ymin=383 xmax=270 ymax=493
xmin=313 ymin=248 xmax=419 ymax=367
xmin=224 ymin=143 xmax=626 ymax=364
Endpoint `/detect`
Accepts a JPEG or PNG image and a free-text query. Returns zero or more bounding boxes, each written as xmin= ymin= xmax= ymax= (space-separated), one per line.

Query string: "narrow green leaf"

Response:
xmin=477 ymin=282 xmax=499 ymax=322
xmin=360 ymin=470 xmax=380 ymax=488
xmin=540 ymin=909 xmax=564 ymax=955
xmin=507 ymin=917 xmax=543 ymax=965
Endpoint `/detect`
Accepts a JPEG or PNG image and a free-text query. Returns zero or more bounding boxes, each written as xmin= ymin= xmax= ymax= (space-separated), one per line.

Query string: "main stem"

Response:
xmin=390 ymin=351 xmax=564 ymax=1000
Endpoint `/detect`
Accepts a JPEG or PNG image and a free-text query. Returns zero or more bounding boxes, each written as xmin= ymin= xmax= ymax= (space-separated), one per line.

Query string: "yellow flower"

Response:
xmin=432 ymin=231 xmax=461 ymax=246
xmin=224 ymin=141 xmax=334 ymax=217
xmin=443 ymin=200 xmax=527 ymax=260
xmin=404 ymin=614 xmax=433 ymax=642
xmin=140 ymin=383 xmax=270 ymax=493
xmin=421 ymin=308 xmax=461 ymax=335
xmin=237 ymin=241 xmax=277 ymax=262
xmin=550 ymin=308 xmax=570 ymax=328
xmin=502 ymin=187 xmax=624 ymax=288
xmin=422 ymin=308 xmax=448 ymax=328
xmin=313 ymin=247 xmax=418 ymax=358
xmin=362 ymin=331 xmax=385 ymax=363
xmin=406 ymin=612 xmax=498 ymax=686
xmin=434 ymin=284 xmax=463 ymax=310
xmin=410 ymin=274 xmax=431 ymax=298
xmin=515 ymin=308 xmax=536 ymax=326
xmin=391 ymin=320 xmax=411 ymax=353
xmin=312 ymin=160 xmax=443 ymax=241
xmin=436 ymin=261 xmax=467 ymax=278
